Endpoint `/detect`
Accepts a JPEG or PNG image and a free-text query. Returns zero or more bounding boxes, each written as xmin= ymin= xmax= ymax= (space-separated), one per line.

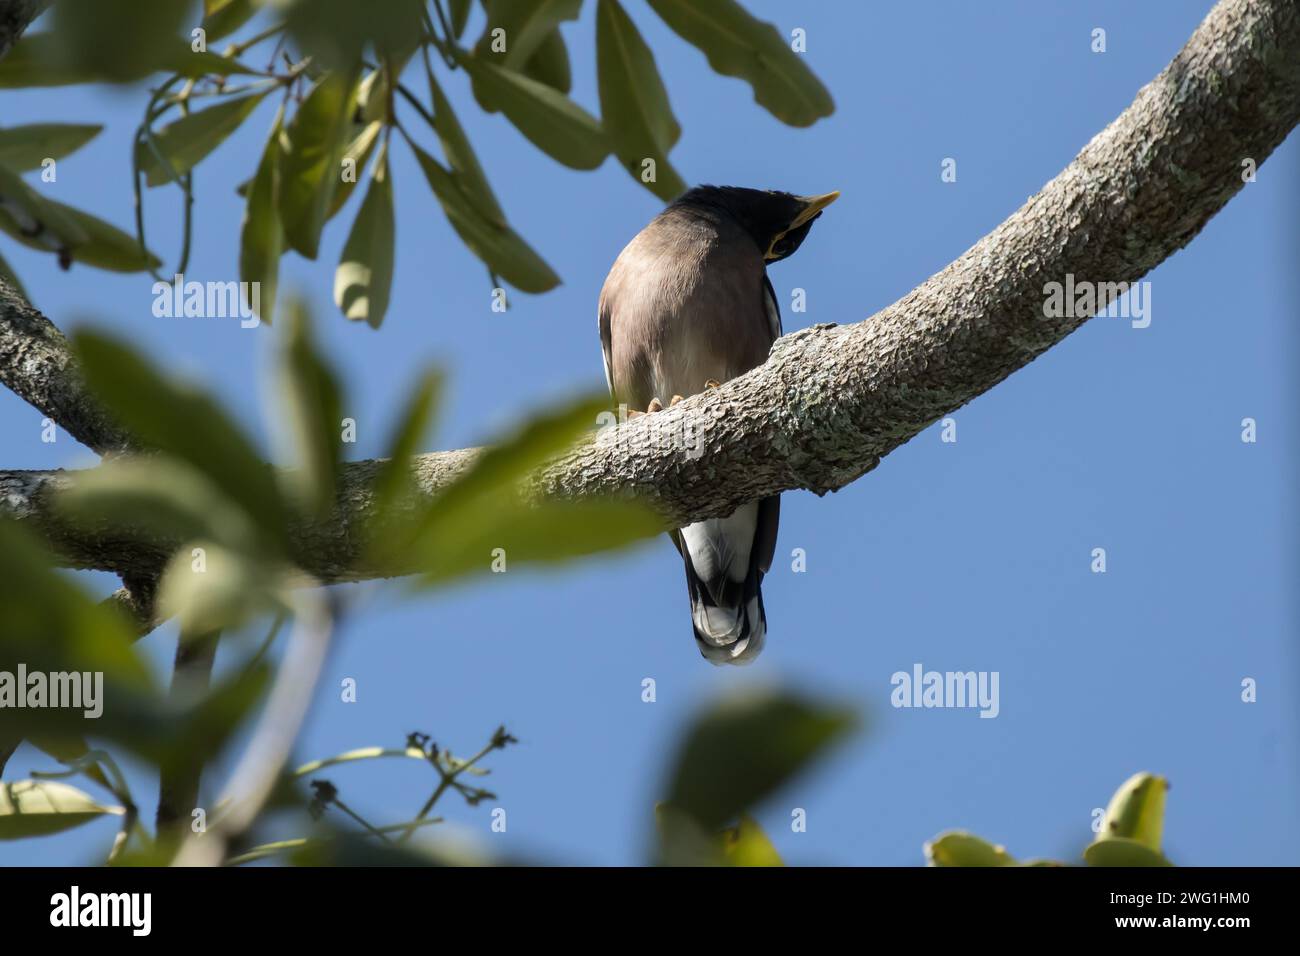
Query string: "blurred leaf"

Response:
xmin=334 ymin=142 xmax=395 ymax=328
xmin=646 ymin=0 xmax=834 ymax=127
xmin=369 ymin=368 xmax=443 ymax=525
xmin=595 ymin=0 xmax=686 ymax=201
xmin=72 ymin=330 xmax=287 ymax=541
xmin=0 ymin=249 xmax=26 ymax=300
xmin=522 ymin=28 xmax=571 ymax=94
xmin=50 ymin=0 xmax=196 ymax=83
xmin=0 ymin=123 xmax=102 ymax=171
xmin=925 ymin=831 xmax=1017 ymax=867
xmin=448 ymin=0 xmax=473 ymax=38
xmin=57 ymin=457 xmax=268 ymax=557
xmin=202 ymin=0 xmax=259 ymax=43
xmin=278 ymin=69 xmax=360 ymax=260
xmin=0 ymin=198 xmax=161 ymax=273
xmin=1095 ymin=773 xmax=1167 ymax=851
xmin=0 ymin=32 xmax=254 ymax=88
xmin=655 ymin=802 xmax=726 ymax=866
xmin=458 ymin=53 xmax=607 ymax=170
xmin=426 ymin=72 xmax=504 ymax=224
xmin=411 ymin=495 xmax=661 ymax=585
xmin=0 ymin=781 xmax=122 ymax=840
xmin=280 ymin=0 xmax=426 ymax=68
xmin=396 ymin=395 xmax=659 ymax=582
xmin=404 ymin=395 xmax=604 ymax=538
xmin=157 ymin=540 xmax=283 ymax=635
xmin=408 ymin=139 xmax=558 ymax=292
xmin=137 ymin=92 xmax=269 ymax=187
xmin=0 ymin=523 xmax=152 ymax=688
xmin=277 ymin=301 xmax=344 ymax=515
xmin=664 ymin=688 xmax=856 ymax=831
xmin=325 ymin=120 xmax=382 ymax=220
xmin=721 ymin=815 xmax=784 ymax=866
xmin=1084 ymin=838 xmax=1172 ymax=867
xmin=240 ymin=106 xmax=285 ymax=325
xmin=0 ymin=522 xmax=161 ymax=750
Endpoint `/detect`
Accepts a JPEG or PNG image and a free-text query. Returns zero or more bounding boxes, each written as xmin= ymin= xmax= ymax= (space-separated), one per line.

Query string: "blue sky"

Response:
xmin=2 ymin=0 xmax=1296 ymax=866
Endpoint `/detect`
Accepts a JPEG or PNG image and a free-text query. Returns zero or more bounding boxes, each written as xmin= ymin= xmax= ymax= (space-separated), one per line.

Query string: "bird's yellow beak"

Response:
xmin=789 ymin=190 xmax=840 ymax=229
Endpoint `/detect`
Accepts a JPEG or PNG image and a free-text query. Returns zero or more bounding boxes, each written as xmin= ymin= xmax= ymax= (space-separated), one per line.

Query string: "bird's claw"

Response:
xmin=670 ymin=395 xmax=684 ymax=406
xmin=647 ymin=397 xmax=664 ymax=413
xmin=704 ymin=379 xmax=721 ymax=389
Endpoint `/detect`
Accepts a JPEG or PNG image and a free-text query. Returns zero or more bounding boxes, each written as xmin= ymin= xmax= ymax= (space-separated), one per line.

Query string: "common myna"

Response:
xmin=598 ymin=185 xmax=838 ymax=664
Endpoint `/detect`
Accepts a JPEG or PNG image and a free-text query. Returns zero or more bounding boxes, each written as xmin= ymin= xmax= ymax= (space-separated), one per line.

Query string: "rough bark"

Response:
xmin=0 ymin=0 xmax=1298 ymax=587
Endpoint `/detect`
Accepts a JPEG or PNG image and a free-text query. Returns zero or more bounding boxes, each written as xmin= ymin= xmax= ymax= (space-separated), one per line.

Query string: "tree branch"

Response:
xmin=0 ymin=0 xmax=1297 ymax=587
xmin=0 ymin=0 xmax=46 ymax=61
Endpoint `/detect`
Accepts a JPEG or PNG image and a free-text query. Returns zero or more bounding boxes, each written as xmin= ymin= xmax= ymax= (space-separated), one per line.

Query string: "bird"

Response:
xmin=598 ymin=185 xmax=838 ymax=665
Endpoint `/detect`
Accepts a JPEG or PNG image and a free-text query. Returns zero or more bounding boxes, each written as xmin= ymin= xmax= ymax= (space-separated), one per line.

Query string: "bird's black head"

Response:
xmin=673 ymin=185 xmax=839 ymax=263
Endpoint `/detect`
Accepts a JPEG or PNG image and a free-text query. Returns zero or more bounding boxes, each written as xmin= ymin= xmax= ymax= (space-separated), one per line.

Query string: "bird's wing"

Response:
xmin=598 ymin=300 xmax=615 ymax=397
xmin=754 ymin=494 xmax=780 ymax=575
xmin=762 ymin=273 xmax=782 ymax=340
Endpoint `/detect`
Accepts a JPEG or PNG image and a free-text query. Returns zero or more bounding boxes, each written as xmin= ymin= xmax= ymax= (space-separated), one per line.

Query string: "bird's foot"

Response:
xmin=625 ymin=397 xmax=665 ymax=418
xmin=670 ymin=395 xmax=684 ymax=406
xmin=704 ymin=379 xmax=721 ymax=389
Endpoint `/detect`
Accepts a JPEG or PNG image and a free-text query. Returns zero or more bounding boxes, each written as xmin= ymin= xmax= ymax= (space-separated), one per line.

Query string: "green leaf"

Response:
xmin=426 ymin=72 xmax=505 ymax=225
xmin=664 ymin=688 xmax=856 ymax=831
xmin=282 ymin=0 xmax=426 ymax=69
xmin=279 ymin=69 xmax=361 ymax=260
xmin=28 ymin=737 xmax=113 ymax=792
xmin=0 ymin=189 xmax=162 ymax=274
xmin=522 ymin=28 xmax=572 ymax=94
xmin=448 ymin=0 xmax=473 ymax=38
xmin=408 ymin=139 xmax=558 ymax=293
xmin=0 ymin=781 xmax=123 ymax=840
xmin=0 ymin=33 xmax=255 ymax=88
xmin=71 ymin=330 xmax=287 ymax=541
xmin=391 ymin=394 xmax=659 ymax=581
xmin=654 ymin=803 xmax=726 ymax=866
xmin=157 ymin=541 xmax=283 ymax=635
xmin=50 ymin=0 xmax=194 ymax=83
xmin=721 ymin=815 xmax=784 ymax=866
xmin=925 ymin=831 xmax=1017 ymax=867
xmin=0 ymin=161 xmax=89 ymax=249
xmin=474 ymin=0 xmax=582 ymax=74
xmin=0 ymin=523 xmax=152 ymax=688
xmin=202 ymin=0 xmax=259 ymax=43
xmin=596 ymin=0 xmax=686 ymax=201
xmin=137 ymin=92 xmax=269 ymax=187
xmin=334 ymin=142 xmax=395 ymax=328
xmin=276 ymin=301 xmax=344 ymax=516
xmin=458 ymin=53 xmax=607 ymax=170
xmin=646 ymin=0 xmax=834 ymax=127
xmin=46 ymin=203 xmax=160 ymax=273
xmin=240 ymin=107 xmax=285 ymax=326
xmin=1094 ymin=772 xmax=1168 ymax=852
xmin=1084 ymin=838 xmax=1173 ymax=867
xmin=325 ymin=120 xmax=383 ymax=221
xmin=0 ymin=124 xmax=102 ymax=172
xmin=56 ymin=458 xmax=268 ymax=558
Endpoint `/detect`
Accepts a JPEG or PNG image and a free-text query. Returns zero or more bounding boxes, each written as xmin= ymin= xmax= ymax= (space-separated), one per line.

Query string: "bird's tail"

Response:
xmin=675 ymin=497 xmax=778 ymax=665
